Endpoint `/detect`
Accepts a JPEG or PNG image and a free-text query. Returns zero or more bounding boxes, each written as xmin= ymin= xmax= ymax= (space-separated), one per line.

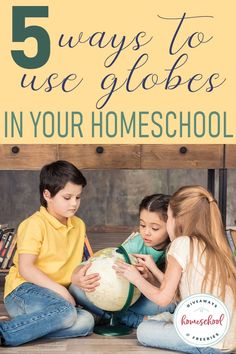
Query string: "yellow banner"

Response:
xmin=0 ymin=0 xmax=235 ymax=143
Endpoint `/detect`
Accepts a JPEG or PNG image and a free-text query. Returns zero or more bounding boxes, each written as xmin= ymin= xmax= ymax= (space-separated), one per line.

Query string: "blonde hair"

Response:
xmin=169 ymin=185 xmax=236 ymax=303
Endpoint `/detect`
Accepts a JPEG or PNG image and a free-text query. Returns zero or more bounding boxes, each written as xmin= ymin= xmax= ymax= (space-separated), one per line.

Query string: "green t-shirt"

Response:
xmin=121 ymin=232 xmax=166 ymax=265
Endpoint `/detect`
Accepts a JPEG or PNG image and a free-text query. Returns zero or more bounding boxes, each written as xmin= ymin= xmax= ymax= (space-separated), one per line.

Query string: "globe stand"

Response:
xmin=94 ymin=246 xmax=135 ymax=336
xmin=94 ymin=312 xmax=133 ymax=336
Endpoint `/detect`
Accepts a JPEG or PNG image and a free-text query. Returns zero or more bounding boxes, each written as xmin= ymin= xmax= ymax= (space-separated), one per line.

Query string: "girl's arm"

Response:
xmin=114 ymin=255 xmax=182 ymax=307
xmin=19 ymin=254 xmax=76 ymax=305
xmin=135 ymin=263 xmax=159 ymax=286
xmin=133 ymin=254 xmax=165 ymax=283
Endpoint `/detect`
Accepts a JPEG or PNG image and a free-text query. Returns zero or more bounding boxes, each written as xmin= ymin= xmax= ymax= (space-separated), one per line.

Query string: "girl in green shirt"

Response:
xmin=70 ymin=194 xmax=176 ymax=327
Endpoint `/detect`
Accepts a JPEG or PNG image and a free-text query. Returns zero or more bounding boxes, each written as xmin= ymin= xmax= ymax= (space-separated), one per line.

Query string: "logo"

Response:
xmin=174 ymin=294 xmax=230 ymax=347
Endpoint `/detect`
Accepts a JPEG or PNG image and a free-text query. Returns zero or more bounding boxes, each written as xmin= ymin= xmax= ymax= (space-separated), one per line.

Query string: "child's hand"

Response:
xmin=71 ymin=263 xmax=100 ymax=292
xmin=133 ymin=254 xmax=157 ymax=272
xmin=113 ymin=260 xmax=142 ymax=285
xmin=135 ymin=262 xmax=149 ymax=278
xmin=135 ymin=263 xmax=155 ymax=282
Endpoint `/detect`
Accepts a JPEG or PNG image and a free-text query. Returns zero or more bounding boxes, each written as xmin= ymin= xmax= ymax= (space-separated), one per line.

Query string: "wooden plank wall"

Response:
xmin=0 ymin=144 xmax=225 ymax=169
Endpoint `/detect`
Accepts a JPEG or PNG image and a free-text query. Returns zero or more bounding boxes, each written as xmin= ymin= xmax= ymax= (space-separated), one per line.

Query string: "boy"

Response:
xmin=0 ymin=160 xmax=95 ymax=346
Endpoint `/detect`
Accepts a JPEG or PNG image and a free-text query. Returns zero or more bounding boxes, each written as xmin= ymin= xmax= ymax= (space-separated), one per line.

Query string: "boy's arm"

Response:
xmin=18 ymin=254 xmax=76 ymax=305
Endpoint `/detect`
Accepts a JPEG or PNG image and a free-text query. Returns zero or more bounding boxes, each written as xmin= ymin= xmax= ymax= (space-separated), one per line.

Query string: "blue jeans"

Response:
xmin=137 ymin=320 xmax=223 ymax=354
xmin=1 ymin=283 xmax=94 ymax=346
xmin=69 ymin=284 xmax=110 ymax=319
xmin=69 ymin=284 xmax=176 ymax=328
xmin=116 ymin=294 xmax=176 ymax=328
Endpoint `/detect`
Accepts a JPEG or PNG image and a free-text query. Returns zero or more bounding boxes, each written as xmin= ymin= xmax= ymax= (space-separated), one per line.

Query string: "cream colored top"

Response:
xmin=168 ymin=236 xmax=236 ymax=352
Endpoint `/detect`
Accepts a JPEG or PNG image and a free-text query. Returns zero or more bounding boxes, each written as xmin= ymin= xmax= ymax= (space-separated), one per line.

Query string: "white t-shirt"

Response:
xmin=168 ymin=236 xmax=236 ymax=352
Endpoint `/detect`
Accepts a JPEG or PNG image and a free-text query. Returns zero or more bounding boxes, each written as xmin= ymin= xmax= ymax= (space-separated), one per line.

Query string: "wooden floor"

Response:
xmin=0 ymin=234 xmax=183 ymax=353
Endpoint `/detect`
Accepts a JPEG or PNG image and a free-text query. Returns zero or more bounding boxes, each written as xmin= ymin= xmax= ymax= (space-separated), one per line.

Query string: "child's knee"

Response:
xmin=137 ymin=321 xmax=153 ymax=346
xmin=71 ymin=309 xmax=95 ymax=336
xmin=79 ymin=310 xmax=94 ymax=335
xmin=136 ymin=322 xmax=145 ymax=344
xmin=60 ymin=304 xmax=77 ymax=329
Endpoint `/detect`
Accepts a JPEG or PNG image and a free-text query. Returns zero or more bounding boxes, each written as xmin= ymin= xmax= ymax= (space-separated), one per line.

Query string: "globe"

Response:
xmin=85 ymin=247 xmax=141 ymax=311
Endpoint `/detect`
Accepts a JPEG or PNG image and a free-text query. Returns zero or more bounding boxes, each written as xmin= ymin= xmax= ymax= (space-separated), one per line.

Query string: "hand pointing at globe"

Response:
xmin=113 ymin=259 xmax=143 ymax=286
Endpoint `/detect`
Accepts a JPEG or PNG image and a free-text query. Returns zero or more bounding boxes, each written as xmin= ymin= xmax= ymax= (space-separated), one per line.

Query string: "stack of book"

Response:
xmin=0 ymin=224 xmax=17 ymax=271
xmin=225 ymin=227 xmax=236 ymax=262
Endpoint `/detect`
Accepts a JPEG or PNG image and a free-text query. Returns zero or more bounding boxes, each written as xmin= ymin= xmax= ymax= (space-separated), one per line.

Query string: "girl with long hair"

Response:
xmin=114 ymin=185 xmax=236 ymax=353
